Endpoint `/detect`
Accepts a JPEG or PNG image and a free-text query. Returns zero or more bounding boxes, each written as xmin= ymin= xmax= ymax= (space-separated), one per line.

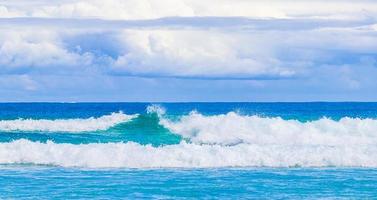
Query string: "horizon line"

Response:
xmin=0 ymin=101 xmax=377 ymax=103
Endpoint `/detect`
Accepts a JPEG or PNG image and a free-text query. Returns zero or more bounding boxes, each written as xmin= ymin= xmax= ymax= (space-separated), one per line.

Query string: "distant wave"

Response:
xmin=0 ymin=112 xmax=137 ymax=132
xmin=0 ymin=139 xmax=376 ymax=168
xmin=160 ymin=111 xmax=377 ymax=146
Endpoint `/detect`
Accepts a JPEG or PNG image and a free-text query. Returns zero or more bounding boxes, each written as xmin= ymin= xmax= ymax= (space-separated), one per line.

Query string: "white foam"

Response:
xmin=0 ymin=139 xmax=376 ymax=168
xmin=2 ymin=111 xmax=377 ymax=168
xmin=146 ymin=104 xmax=166 ymax=116
xmin=160 ymin=111 xmax=377 ymax=146
xmin=0 ymin=112 xmax=138 ymax=132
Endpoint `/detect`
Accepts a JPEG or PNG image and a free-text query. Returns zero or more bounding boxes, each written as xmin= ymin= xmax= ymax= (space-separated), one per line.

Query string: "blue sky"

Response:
xmin=0 ymin=0 xmax=377 ymax=102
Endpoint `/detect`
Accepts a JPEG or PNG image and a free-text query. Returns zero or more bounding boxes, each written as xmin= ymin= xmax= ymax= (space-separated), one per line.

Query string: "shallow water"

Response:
xmin=1 ymin=166 xmax=376 ymax=199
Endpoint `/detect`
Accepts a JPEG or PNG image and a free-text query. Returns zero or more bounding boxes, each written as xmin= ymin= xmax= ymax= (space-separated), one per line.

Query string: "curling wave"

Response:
xmin=0 ymin=139 xmax=376 ymax=168
xmin=0 ymin=112 xmax=137 ymax=132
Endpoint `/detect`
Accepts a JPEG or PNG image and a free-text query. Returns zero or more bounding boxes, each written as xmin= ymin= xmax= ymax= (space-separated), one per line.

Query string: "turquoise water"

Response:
xmin=1 ymin=103 xmax=377 ymax=198
xmin=1 ymin=166 xmax=377 ymax=199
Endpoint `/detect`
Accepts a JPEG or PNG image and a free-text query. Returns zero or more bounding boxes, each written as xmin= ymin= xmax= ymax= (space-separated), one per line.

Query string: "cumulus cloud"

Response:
xmin=0 ymin=29 xmax=98 ymax=75
xmin=0 ymin=27 xmax=296 ymax=78
xmin=0 ymin=16 xmax=376 ymax=79
xmin=112 ymin=29 xmax=294 ymax=78
xmin=0 ymin=0 xmax=377 ymax=100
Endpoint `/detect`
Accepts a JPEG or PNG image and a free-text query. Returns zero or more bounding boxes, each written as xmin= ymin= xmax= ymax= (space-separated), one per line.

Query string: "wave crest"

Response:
xmin=0 ymin=112 xmax=138 ymax=132
xmin=0 ymin=139 xmax=376 ymax=168
xmin=146 ymin=104 xmax=166 ymax=116
xmin=2 ymin=110 xmax=377 ymax=168
xmin=160 ymin=111 xmax=377 ymax=146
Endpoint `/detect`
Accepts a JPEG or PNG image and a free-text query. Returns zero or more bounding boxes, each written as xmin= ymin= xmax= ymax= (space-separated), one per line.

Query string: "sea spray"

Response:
xmin=159 ymin=111 xmax=377 ymax=146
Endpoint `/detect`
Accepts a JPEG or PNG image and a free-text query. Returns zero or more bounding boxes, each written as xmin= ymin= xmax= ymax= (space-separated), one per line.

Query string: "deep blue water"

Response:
xmin=1 ymin=102 xmax=377 ymax=199
xmin=1 ymin=102 xmax=377 ymax=120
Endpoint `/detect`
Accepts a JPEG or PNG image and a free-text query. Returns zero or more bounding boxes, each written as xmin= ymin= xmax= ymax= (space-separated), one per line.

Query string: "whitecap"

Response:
xmin=0 ymin=112 xmax=138 ymax=132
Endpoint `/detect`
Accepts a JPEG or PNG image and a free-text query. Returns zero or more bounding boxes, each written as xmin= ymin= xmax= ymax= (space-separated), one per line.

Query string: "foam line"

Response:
xmin=0 ymin=112 xmax=137 ymax=132
xmin=0 ymin=139 xmax=376 ymax=168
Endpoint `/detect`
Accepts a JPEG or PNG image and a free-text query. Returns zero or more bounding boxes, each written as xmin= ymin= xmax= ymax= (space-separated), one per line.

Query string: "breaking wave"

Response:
xmin=0 ymin=112 xmax=137 ymax=132
xmin=2 ymin=106 xmax=377 ymax=168
xmin=0 ymin=139 xmax=376 ymax=168
xmin=160 ymin=111 xmax=377 ymax=146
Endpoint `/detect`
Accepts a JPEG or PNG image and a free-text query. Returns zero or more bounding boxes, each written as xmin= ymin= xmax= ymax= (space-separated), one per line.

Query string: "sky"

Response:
xmin=0 ymin=0 xmax=377 ymax=102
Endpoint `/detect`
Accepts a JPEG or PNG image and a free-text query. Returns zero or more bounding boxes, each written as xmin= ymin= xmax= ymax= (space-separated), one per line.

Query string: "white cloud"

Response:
xmin=0 ymin=0 xmax=377 ymax=20
xmin=0 ymin=30 xmax=95 ymax=74
xmin=0 ymin=0 xmax=377 ymax=100
xmin=0 ymin=0 xmax=377 ymax=79
xmin=1 ymin=16 xmax=376 ymax=79
xmin=113 ymin=29 xmax=294 ymax=78
xmin=0 ymin=5 xmax=21 ymax=17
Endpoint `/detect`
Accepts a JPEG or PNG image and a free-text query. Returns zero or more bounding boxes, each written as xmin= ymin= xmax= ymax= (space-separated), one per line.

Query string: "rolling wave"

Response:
xmin=2 ymin=106 xmax=377 ymax=168
xmin=160 ymin=111 xmax=377 ymax=146
xmin=0 ymin=112 xmax=137 ymax=132
xmin=0 ymin=139 xmax=376 ymax=168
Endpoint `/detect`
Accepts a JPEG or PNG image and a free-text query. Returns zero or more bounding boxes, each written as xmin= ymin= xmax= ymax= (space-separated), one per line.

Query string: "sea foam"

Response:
xmin=0 ymin=112 xmax=137 ymax=132
xmin=2 ymin=108 xmax=377 ymax=168
xmin=0 ymin=139 xmax=376 ymax=168
xmin=160 ymin=111 xmax=377 ymax=146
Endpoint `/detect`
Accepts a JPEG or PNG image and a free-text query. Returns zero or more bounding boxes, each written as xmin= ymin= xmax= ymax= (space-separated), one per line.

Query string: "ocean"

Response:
xmin=0 ymin=102 xmax=377 ymax=199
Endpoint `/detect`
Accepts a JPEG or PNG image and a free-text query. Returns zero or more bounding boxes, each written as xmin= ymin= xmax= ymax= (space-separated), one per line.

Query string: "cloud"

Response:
xmin=0 ymin=0 xmax=377 ymax=101
xmin=0 ymin=27 xmax=296 ymax=79
xmin=1 ymin=0 xmax=377 ymax=20
xmin=112 ymin=29 xmax=294 ymax=78
xmin=0 ymin=29 xmax=98 ymax=75
xmin=0 ymin=16 xmax=376 ymax=79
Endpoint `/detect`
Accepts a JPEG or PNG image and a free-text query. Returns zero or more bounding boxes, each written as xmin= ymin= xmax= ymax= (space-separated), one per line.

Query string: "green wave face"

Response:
xmin=0 ymin=113 xmax=182 ymax=146
xmin=109 ymin=113 xmax=182 ymax=146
